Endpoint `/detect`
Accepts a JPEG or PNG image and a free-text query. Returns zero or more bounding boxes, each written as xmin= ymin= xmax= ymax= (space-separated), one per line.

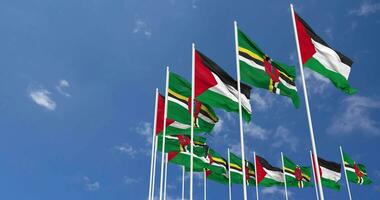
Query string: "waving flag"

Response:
xmin=293 ymin=12 xmax=356 ymax=94
xmin=255 ymin=155 xmax=284 ymax=187
xmin=343 ymin=151 xmax=372 ymax=185
xmin=283 ymin=155 xmax=312 ymax=188
xmin=229 ymin=152 xmax=256 ymax=186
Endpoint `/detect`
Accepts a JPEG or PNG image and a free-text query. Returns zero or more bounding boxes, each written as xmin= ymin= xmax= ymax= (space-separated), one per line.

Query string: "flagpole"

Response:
xmin=281 ymin=152 xmax=289 ymax=200
xmin=164 ymin=153 xmax=168 ymax=200
xmin=340 ymin=146 xmax=353 ymax=200
xmin=253 ymin=151 xmax=259 ymax=200
xmin=151 ymin=131 xmax=158 ymax=200
xmin=148 ymin=88 xmax=159 ymax=200
xmin=290 ymin=4 xmax=325 ymax=200
xmin=159 ymin=66 xmax=170 ymax=200
xmin=182 ymin=166 xmax=185 ymax=200
xmin=190 ymin=43 xmax=195 ymax=200
xmin=228 ymin=148 xmax=232 ymax=200
xmin=310 ymin=150 xmax=320 ymax=200
xmin=204 ymin=169 xmax=207 ymax=200
xmin=234 ymin=20 xmax=248 ymax=200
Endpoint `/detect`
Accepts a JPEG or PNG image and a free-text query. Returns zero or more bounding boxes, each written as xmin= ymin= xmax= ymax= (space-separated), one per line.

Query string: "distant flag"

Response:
xmin=293 ymin=12 xmax=356 ymax=94
xmin=194 ymin=49 xmax=252 ymax=122
xmin=255 ymin=155 xmax=284 ymax=186
xmin=229 ymin=152 xmax=256 ymax=186
xmin=283 ymin=155 xmax=312 ymax=188
xmin=205 ymin=149 xmax=229 ymax=185
xmin=157 ymin=134 xmax=206 ymax=153
xmin=342 ymin=151 xmax=372 ymax=185
xmin=312 ymin=156 xmax=342 ymax=190
xmin=237 ymin=28 xmax=300 ymax=107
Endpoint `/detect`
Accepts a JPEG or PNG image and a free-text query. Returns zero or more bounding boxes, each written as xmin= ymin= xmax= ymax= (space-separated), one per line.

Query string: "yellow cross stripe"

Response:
xmin=212 ymin=157 xmax=227 ymax=165
xmin=238 ymin=47 xmax=264 ymax=62
xmin=278 ymin=70 xmax=294 ymax=82
xmin=230 ymin=163 xmax=242 ymax=170
xmin=284 ymin=167 xmax=311 ymax=180
xmin=269 ymin=78 xmax=274 ymax=91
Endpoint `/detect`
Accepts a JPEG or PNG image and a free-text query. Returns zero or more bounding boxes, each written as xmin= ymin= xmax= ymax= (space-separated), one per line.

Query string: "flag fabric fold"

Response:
xmin=283 ymin=155 xmax=312 ymax=188
xmin=313 ymin=157 xmax=342 ymax=190
xmin=255 ymin=155 xmax=284 ymax=187
xmin=229 ymin=152 xmax=256 ymax=186
xmin=343 ymin=151 xmax=372 ymax=185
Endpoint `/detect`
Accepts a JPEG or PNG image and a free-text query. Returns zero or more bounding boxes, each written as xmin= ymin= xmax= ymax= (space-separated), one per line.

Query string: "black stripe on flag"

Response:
xmin=257 ymin=156 xmax=282 ymax=172
xmin=295 ymin=12 xmax=353 ymax=67
xmin=196 ymin=50 xmax=252 ymax=99
xmin=318 ymin=157 xmax=341 ymax=173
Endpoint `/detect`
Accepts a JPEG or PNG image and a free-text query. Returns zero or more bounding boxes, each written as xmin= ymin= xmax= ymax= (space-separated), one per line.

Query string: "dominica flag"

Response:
xmin=195 ymin=49 xmax=252 ymax=122
xmin=229 ymin=152 xmax=255 ymax=186
xmin=156 ymin=73 xmax=219 ymax=135
xmin=313 ymin=156 xmax=342 ymax=190
xmin=167 ymin=142 xmax=210 ymax=172
xmin=237 ymin=28 xmax=300 ymax=108
xmin=342 ymin=151 xmax=372 ymax=185
xmin=206 ymin=169 xmax=229 ymax=185
xmin=156 ymin=134 xmax=206 ymax=153
xmin=205 ymin=149 xmax=229 ymax=185
xmin=255 ymin=155 xmax=284 ymax=187
xmin=293 ymin=11 xmax=356 ymax=94
xmin=283 ymin=155 xmax=312 ymax=188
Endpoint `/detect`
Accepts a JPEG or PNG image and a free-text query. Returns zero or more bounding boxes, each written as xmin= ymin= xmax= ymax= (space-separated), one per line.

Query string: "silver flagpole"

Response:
xmin=182 ymin=166 xmax=185 ymax=200
xmin=159 ymin=66 xmax=170 ymax=200
xmin=281 ymin=152 xmax=289 ymax=200
xmin=233 ymin=20 xmax=248 ymax=200
xmin=204 ymin=169 xmax=207 ymax=200
xmin=340 ymin=146 xmax=353 ymax=200
xmin=253 ymin=152 xmax=259 ymax=200
xmin=310 ymin=150 xmax=320 ymax=200
xmin=149 ymin=89 xmax=159 ymax=200
xmin=151 ymin=131 xmax=158 ymax=200
xmin=163 ymin=153 xmax=168 ymax=200
xmin=228 ymin=148 xmax=232 ymax=200
xmin=290 ymin=4 xmax=325 ymax=200
xmin=190 ymin=43 xmax=195 ymax=200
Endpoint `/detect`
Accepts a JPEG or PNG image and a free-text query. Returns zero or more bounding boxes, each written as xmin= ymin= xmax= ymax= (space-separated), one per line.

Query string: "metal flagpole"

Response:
xmin=340 ymin=146 xmax=353 ymax=200
xmin=281 ymin=152 xmax=289 ymax=200
xmin=233 ymin=20 xmax=248 ymax=200
xmin=310 ymin=150 xmax=320 ymax=200
xmin=290 ymin=4 xmax=325 ymax=200
xmin=253 ymin=152 xmax=259 ymax=200
xmin=190 ymin=43 xmax=195 ymax=200
xmin=163 ymin=153 xmax=168 ymax=200
xmin=148 ymin=89 xmax=159 ymax=200
xmin=228 ymin=148 xmax=232 ymax=200
xmin=151 ymin=132 xmax=158 ymax=200
xmin=182 ymin=166 xmax=185 ymax=200
xmin=159 ymin=66 xmax=170 ymax=200
xmin=204 ymin=169 xmax=207 ymax=200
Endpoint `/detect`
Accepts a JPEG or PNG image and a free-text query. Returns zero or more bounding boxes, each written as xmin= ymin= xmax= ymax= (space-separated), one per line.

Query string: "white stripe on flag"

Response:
xmin=320 ymin=166 xmax=341 ymax=182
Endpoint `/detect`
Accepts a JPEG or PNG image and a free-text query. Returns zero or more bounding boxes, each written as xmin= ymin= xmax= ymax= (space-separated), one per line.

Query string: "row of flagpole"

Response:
xmin=146 ymin=4 xmax=343 ymax=200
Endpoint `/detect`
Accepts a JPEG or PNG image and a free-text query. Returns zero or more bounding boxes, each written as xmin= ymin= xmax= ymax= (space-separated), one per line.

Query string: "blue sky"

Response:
xmin=0 ymin=0 xmax=379 ymax=199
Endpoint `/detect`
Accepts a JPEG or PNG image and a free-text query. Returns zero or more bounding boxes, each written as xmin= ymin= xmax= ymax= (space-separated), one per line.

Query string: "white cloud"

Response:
xmin=303 ymin=68 xmax=331 ymax=94
xmin=29 ymin=88 xmax=56 ymax=111
xmin=271 ymin=126 xmax=299 ymax=152
xmin=213 ymin=119 xmax=223 ymax=135
xmin=191 ymin=0 xmax=197 ymax=8
xmin=262 ymin=187 xmax=292 ymax=198
xmin=350 ymin=1 xmax=380 ymax=16
xmin=136 ymin=122 xmax=153 ymax=144
xmin=124 ymin=177 xmax=141 ymax=184
xmin=83 ymin=176 xmax=100 ymax=191
xmin=56 ymin=79 xmax=71 ymax=97
xmin=114 ymin=143 xmax=138 ymax=158
xmin=324 ymin=28 xmax=333 ymax=39
xmin=328 ymin=96 xmax=380 ymax=135
xmin=251 ymin=92 xmax=274 ymax=111
xmin=133 ymin=19 xmax=152 ymax=37
xmin=244 ymin=122 xmax=269 ymax=140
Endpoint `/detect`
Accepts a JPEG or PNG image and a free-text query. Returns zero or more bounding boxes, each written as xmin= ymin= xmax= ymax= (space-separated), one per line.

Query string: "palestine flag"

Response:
xmin=237 ymin=28 xmax=300 ymax=108
xmin=293 ymin=12 xmax=356 ymax=94
xmin=313 ymin=157 xmax=341 ymax=190
xmin=229 ymin=152 xmax=255 ymax=186
xmin=194 ymin=49 xmax=252 ymax=122
xmin=343 ymin=151 xmax=372 ymax=185
xmin=255 ymin=155 xmax=284 ymax=187
xmin=157 ymin=134 xmax=206 ymax=153
xmin=156 ymin=73 xmax=219 ymax=135
xmin=283 ymin=155 xmax=312 ymax=188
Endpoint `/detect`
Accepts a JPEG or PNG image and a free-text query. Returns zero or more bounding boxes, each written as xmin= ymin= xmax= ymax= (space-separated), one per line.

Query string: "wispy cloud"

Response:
xmin=56 ymin=79 xmax=71 ymax=97
xmin=324 ymin=28 xmax=333 ymax=39
xmin=244 ymin=122 xmax=269 ymax=140
xmin=262 ymin=187 xmax=292 ymax=198
xmin=251 ymin=92 xmax=275 ymax=111
xmin=271 ymin=126 xmax=299 ymax=152
xmin=136 ymin=122 xmax=153 ymax=144
xmin=350 ymin=1 xmax=380 ymax=16
xmin=83 ymin=176 xmax=100 ymax=191
xmin=303 ymin=68 xmax=331 ymax=94
xmin=114 ymin=143 xmax=138 ymax=158
xmin=328 ymin=96 xmax=380 ymax=135
xmin=133 ymin=19 xmax=152 ymax=37
xmin=29 ymin=88 xmax=56 ymax=111
xmin=124 ymin=176 xmax=141 ymax=184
